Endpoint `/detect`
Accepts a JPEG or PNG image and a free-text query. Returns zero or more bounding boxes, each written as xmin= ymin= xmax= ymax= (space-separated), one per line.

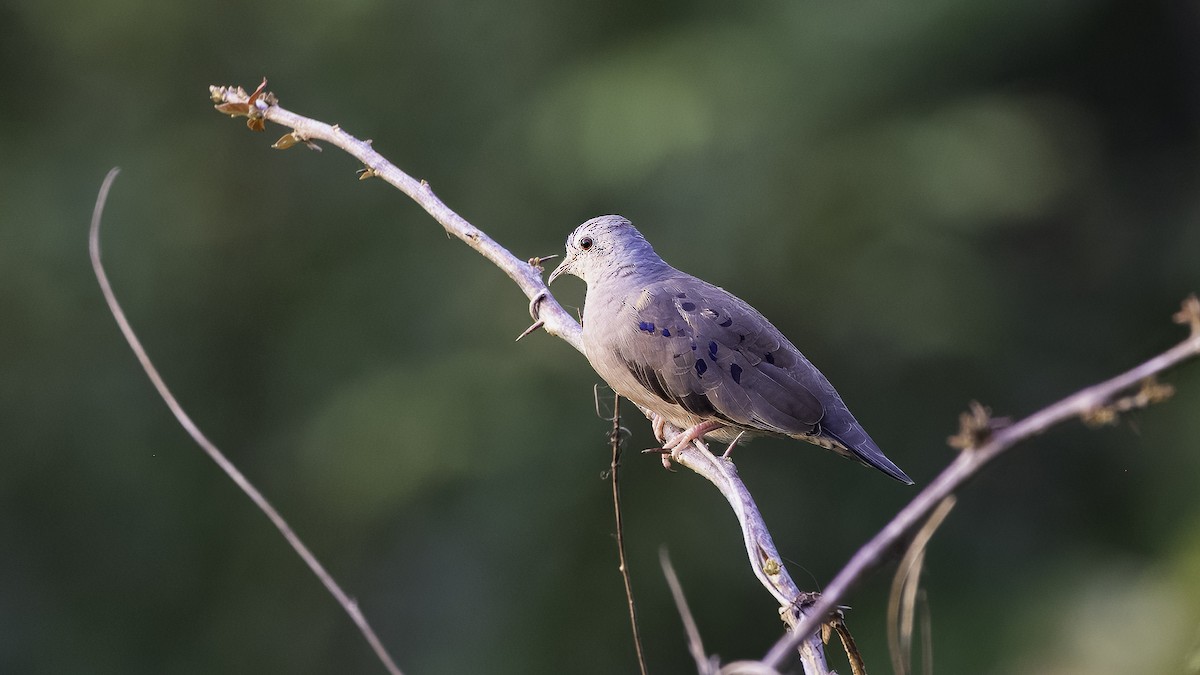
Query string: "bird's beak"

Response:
xmin=546 ymin=254 xmax=575 ymax=286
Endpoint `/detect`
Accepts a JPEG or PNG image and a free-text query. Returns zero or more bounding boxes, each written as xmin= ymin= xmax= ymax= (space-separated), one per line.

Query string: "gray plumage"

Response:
xmin=548 ymin=215 xmax=912 ymax=484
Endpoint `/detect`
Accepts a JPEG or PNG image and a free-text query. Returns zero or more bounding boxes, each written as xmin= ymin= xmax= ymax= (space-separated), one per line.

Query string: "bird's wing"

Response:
xmin=609 ymin=276 xmax=826 ymax=436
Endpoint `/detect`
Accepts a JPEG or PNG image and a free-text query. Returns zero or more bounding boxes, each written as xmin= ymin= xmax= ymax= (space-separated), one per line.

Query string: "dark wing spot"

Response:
xmin=681 ymin=302 xmax=696 ymax=311
xmin=676 ymin=293 xmax=688 ymax=298
xmin=661 ymin=328 xmax=671 ymax=337
xmin=730 ymin=363 xmax=743 ymax=384
xmin=628 ymin=359 xmax=723 ymax=419
xmin=708 ymin=341 xmax=718 ymax=358
xmin=638 ymin=321 xmax=656 ymax=333
xmin=718 ymin=317 xmax=733 ymax=327
xmin=695 ymin=359 xmax=708 ymax=376
xmin=764 ymin=352 xmax=775 ymax=365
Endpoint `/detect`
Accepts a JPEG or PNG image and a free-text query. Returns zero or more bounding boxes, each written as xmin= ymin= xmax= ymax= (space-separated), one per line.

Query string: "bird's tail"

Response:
xmin=849 ymin=439 xmax=914 ymax=484
xmin=817 ymin=419 xmax=914 ymax=485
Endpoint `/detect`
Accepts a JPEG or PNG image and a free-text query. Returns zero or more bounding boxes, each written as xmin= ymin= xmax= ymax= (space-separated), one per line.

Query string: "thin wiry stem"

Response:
xmin=89 ymin=168 xmax=404 ymax=675
xmin=919 ymin=589 xmax=933 ymax=675
xmin=609 ymin=393 xmax=649 ymax=675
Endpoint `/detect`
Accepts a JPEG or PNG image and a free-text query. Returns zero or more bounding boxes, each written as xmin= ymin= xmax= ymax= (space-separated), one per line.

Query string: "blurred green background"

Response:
xmin=3 ymin=0 xmax=1199 ymax=673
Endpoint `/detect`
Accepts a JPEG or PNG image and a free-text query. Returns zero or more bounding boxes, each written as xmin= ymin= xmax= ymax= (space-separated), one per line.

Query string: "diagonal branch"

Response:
xmin=761 ymin=299 xmax=1200 ymax=668
xmin=209 ymin=81 xmax=831 ymax=673
xmin=210 ymin=81 xmax=583 ymax=354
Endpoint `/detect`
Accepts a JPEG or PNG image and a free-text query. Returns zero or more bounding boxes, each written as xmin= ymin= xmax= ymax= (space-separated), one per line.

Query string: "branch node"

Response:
xmin=762 ymin=557 xmax=781 ymax=576
xmin=947 ymin=401 xmax=1005 ymax=450
xmin=795 ymin=591 xmax=821 ymax=609
xmin=528 ymin=254 xmax=558 ymax=273
xmin=1082 ymin=376 xmax=1176 ymax=427
xmin=273 ymin=131 xmax=322 ymax=151
xmin=1173 ymin=293 xmax=1200 ymax=337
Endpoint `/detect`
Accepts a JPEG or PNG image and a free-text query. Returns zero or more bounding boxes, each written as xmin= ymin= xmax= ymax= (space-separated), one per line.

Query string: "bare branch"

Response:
xmin=89 ymin=168 xmax=404 ymax=675
xmin=210 ymin=81 xmax=832 ymax=672
xmin=208 ymin=83 xmax=584 ymax=354
xmin=761 ymin=303 xmax=1200 ymax=668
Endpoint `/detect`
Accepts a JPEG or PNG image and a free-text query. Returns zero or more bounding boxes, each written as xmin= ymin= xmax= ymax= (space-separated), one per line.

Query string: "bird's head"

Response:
xmin=547 ymin=215 xmax=664 ymax=286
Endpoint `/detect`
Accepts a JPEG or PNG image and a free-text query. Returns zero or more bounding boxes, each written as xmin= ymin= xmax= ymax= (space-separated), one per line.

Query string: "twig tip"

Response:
xmin=1173 ymin=293 xmax=1200 ymax=337
xmin=528 ymin=254 xmax=558 ymax=272
xmin=514 ymin=320 xmax=544 ymax=342
xmin=210 ymin=79 xmax=275 ymax=131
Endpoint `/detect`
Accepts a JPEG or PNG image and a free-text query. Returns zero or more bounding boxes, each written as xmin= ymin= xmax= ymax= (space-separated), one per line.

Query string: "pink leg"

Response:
xmin=661 ymin=419 xmax=725 ymax=458
xmin=643 ymin=419 xmax=726 ymax=469
xmin=661 ymin=419 xmax=724 ymax=451
xmin=650 ymin=413 xmax=669 ymax=444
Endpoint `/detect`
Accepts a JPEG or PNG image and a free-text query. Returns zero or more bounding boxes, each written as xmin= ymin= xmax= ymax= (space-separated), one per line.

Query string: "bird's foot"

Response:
xmin=643 ymin=420 xmax=725 ymax=469
xmin=660 ymin=420 xmax=724 ymax=453
xmin=650 ymin=413 xmax=669 ymax=444
xmin=640 ymin=447 xmax=678 ymax=471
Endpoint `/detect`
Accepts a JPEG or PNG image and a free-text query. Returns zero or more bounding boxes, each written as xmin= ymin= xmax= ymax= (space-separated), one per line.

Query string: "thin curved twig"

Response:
xmin=89 ymin=168 xmax=404 ymax=675
xmin=208 ymin=81 xmax=830 ymax=673
xmin=761 ymin=303 xmax=1200 ymax=668
xmin=660 ymin=547 xmax=714 ymax=675
xmin=887 ymin=497 xmax=956 ymax=675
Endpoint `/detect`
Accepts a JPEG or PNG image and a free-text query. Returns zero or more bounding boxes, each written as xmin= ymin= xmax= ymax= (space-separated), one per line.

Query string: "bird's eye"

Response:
xmin=579 ymin=236 xmax=594 ymax=251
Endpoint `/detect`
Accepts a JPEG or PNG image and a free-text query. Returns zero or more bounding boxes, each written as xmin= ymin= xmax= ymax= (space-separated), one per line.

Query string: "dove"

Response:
xmin=547 ymin=215 xmax=912 ymax=484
